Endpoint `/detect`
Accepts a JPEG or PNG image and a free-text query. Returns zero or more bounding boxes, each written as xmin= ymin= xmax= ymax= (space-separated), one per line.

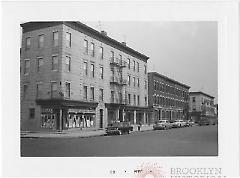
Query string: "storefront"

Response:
xmin=36 ymin=99 xmax=99 ymax=131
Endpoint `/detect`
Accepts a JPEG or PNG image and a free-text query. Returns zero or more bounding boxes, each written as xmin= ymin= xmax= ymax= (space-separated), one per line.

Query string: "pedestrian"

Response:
xmin=138 ymin=122 xmax=142 ymax=131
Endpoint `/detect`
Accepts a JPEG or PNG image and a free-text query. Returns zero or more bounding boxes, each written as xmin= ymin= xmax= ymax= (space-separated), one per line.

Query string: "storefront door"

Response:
xmin=100 ymin=109 xmax=103 ymax=128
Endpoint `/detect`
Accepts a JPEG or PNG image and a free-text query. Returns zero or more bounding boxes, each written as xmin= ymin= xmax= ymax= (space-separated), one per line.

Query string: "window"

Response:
xmin=23 ymin=84 xmax=28 ymax=98
xmin=119 ymin=54 xmax=122 ymax=62
xmin=99 ymin=47 xmax=103 ymax=59
xmin=133 ymin=60 xmax=136 ymax=71
xmin=90 ymin=87 xmax=94 ymax=101
xmin=145 ymin=96 xmax=147 ymax=106
xmin=128 ymin=75 xmax=131 ymax=86
xmin=51 ymin=82 xmax=57 ymax=98
xmin=84 ymin=40 xmax=88 ymax=54
xmin=84 ymin=86 xmax=87 ymax=100
xmin=145 ymin=80 xmax=147 ymax=89
xmin=144 ymin=65 xmax=147 ymax=74
xmin=90 ymin=64 xmax=94 ymax=77
xmin=134 ymin=95 xmax=136 ymax=105
xmin=192 ymin=97 xmax=196 ymax=102
xmin=37 ymin=57 xmax=43 ymax=72
xmin=99 ymin=89 xmax=104 ymax=101
xmin=36 ymin=83 xmax=43 ymax=98
xmin=52 ymin=56 xmax=58 ymax=71
xmin=66 ymin=32 xmax=71 ymax=47
xmin=65 ymin=82 xmax=70 ymax=99
xmin=137 ymin=62 xmax=139 ymax=72
xmin=128 ymin=58 xmax=130 ymax=69
xmin=111 ymin=91 xmax=114 ymax=103
xmin=38 ymin=34 xmax=44 ymax=48
xmin=29 ymin=108 xmax=35 ymax=119
xmin=133 ymin=77 xmax=136 ymax=87
xmin=53 ymin=31 xmax=58 ymax=46
xmin=90 ymin=42 xmax=95 ymax=57
xmin=24 ymin=59 xmax=30 ymax=74
xmin=25 ymin=37 xmax=31 ymax=50
xmin=83 ymin=62 xmax=88 ymax=75
xmin=137 ymin=95 xmax=140 ymax=106
xmin=137 ymin=78 xmax=140 ymax=87
xmin=128 ymin=94 xmax=131 ymax=105
xmin=66 ymin=56 xmax=71 ymax=71
xmin=110 ymin=51 xmax=114 ymax=60
xmin=100 ymin=66 xmax=103 ymax=79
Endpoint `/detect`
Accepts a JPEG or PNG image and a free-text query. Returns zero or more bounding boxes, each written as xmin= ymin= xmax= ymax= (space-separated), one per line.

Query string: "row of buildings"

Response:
xmin=20 ymin=21 xmax=217 ymax=131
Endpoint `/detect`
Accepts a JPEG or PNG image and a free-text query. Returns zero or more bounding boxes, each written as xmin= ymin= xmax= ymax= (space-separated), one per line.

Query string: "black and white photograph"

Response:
xmin=20 ymin=21 xmax=218 ymax=157
xmin=1 ymin=1 xmax=239 ymax=178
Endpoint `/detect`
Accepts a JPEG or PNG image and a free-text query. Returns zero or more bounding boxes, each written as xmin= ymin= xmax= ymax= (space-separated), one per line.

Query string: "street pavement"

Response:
xmin=21 ymin=125 xmax=218 ymax=157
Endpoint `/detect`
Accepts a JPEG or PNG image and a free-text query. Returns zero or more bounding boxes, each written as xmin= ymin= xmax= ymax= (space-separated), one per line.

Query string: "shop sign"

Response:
xmin=68 ymin=108 xmax=95 ymax=114
xmin=42 ymin=108 xmax=53 ymax=114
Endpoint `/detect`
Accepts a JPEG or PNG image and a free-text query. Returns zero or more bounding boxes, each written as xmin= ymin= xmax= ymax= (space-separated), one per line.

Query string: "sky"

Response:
xmin=85 ymin=21 xmax=218 ymax=103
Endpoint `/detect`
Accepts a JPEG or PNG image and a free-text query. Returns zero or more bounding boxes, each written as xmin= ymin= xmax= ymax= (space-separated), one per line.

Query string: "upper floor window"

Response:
xmin=84 ymin=40 xmax=88 ymax=54
xmin=111 ymin=91 xmax=114 ymax=103
xmin=90 ymin=42 xmax=95 ymax=57
xmin=25 ymin=37 xmax=31 ymax=50
xmin=137 ymin=62 xmax=139 ymax=72
xmin=110 ymin=51 xmax=114 ymax=60
xmin=128 ymin=58 xmax=130 ymax=69
xmin=36 ymin=83 xmax=43 ymax=98
xmin=137 ymin=95 xmax=140 ymax=106
xmin=99 ymin=47 xmax=103 ymax=59
xmin=66 ymin=56 xmax=71 ymax=71
xmin=24 ymin=59 xmax=30 ymax=74
xmin=29 ymin=108 xmax=35 ymax=119
xmin=192 ymin=97 xmax=196 ymax=102
xmin=83 ymin=62 xmax=88 ymax=75
xmin=133 ymin=77 xmax=136 ymax=87
xmin=51 ymin=82 xmax=57 ymax=98
xmin=23 ymin=84 xmax=28 ymax=98
xmin=99 ymin=89 xmax=104 ymax=102
xmin=83 ymin=86 xmax=87 ymax=100
xmin=144 ymin=65 xmax=147 ymax=74
xmin=137 ymin=78 xmax=140 ymax=87
xmin=66 ymin=32 xmax=71 ymax=47
xmin=53 ymin=31 xmax=59 ymax=46
xmin=90 ymin=87 xmax=94 ymax=101
xmin=38 ymin=34 xmax=44 ymax=48
xmin=52 ymin=56 xmax=58 ymax=71
xmin=145 ymin=80 xmax=147 ymax=89
xmin=133 ymin=95 xmax=136 ymax=105
xmin=133 ymin=60 xmax=136 ymax=71
xmin=90 ymin=63 xmax=95 ymax=77
xmin=128 ymin=75 xmax=131 ymax=86
xmin=145 ymin=96 xmax=147 ymax=106
xmin=37 ymin=57 xmax=43 ymax=72
xmin=65 ymin=82 xmax=70 ymax=99
xmin=119 ymin=54 xmax=122 ymax=62
xmin=100 ymin=66 xmax=104 ymax=79
xmin=128 ymin=94 xmax=131 ymax=105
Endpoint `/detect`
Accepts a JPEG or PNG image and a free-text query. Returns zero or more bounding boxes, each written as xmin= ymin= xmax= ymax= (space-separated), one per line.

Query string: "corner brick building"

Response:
xmin=20 ymin=21 xmax=149 ymax=131
xmin=148 ymin=72 xmax=190 ymax=123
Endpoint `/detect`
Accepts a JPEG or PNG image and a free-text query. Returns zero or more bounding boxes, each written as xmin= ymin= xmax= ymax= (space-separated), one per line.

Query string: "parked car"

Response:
xmin=105 ymin=121 xmax=133 ymax=135
xmin=153 ymin=120 xmax=172 ymax=130
xmin=198 ymin=119 xmax=210 ymax=126
xmin=185 ymin=120 xmax=195 ymax=127
xmin=172 ymin=120 xmax=186 ymax=128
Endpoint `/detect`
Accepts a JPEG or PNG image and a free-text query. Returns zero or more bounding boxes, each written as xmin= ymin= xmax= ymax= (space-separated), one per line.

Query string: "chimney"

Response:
xmin=101 ymin=30 xmax=107 ymax=36
xmin=121 ymin=42 xmax=126 ymax=46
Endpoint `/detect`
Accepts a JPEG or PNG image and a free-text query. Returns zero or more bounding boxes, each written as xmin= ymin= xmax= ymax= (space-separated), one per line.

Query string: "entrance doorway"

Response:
xmin=100 ymin=109 xmax=103 ymax=128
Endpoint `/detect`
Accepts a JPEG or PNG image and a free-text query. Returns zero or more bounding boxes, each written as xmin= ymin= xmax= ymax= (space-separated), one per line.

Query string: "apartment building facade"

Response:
xmin=20 ymin=21 xmax=149 ymax=131
xmin=148 ymin=72 xmax=190 ymax=123
xmin=189 ymin=91 xmax=215 ymax=122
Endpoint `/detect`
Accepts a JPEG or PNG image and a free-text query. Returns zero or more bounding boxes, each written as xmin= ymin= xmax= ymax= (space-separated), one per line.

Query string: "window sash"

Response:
xmin=84 ymin=40 xmax=88 ymax=53
xmin=53 ymin=32 xmax=58 ymax=46
xmin=52 ymin=56 xmax=58 ymax=70
xmin=66 ymin=32 xmax=71 ymax=47
xmin=38 ymin=35 xmax=44 ymax=48
xmin=24 ymin=60 xmax=30 ymax=74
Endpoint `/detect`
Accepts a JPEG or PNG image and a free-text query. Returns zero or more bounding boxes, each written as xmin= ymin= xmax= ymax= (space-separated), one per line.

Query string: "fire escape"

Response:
xmin=110 ymin=56 xmax=127 ymax=105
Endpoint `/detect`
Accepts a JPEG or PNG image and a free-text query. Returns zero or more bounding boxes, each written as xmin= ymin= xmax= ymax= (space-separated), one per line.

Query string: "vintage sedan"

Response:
xmin=172 ymin=120 xmax=187 ymax=128
xmin=105 ymin=121 xmax=133 ymax=135
xmin=153 ymin=120 xmax=172 ymax=130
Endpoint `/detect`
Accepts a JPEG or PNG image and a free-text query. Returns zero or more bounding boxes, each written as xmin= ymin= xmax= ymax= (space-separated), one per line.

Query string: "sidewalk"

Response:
xmin=21 ymin=124 xmax=154 ymax=138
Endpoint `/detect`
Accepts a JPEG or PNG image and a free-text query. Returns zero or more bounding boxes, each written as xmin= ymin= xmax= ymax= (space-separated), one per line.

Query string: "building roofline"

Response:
xmin=20 ymin=21 xmax=149 ymax=62
xmin=148 ymin=72 xmax=191 ymax=89
xmin=189 ymin=91 xmax=215 ymax=99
